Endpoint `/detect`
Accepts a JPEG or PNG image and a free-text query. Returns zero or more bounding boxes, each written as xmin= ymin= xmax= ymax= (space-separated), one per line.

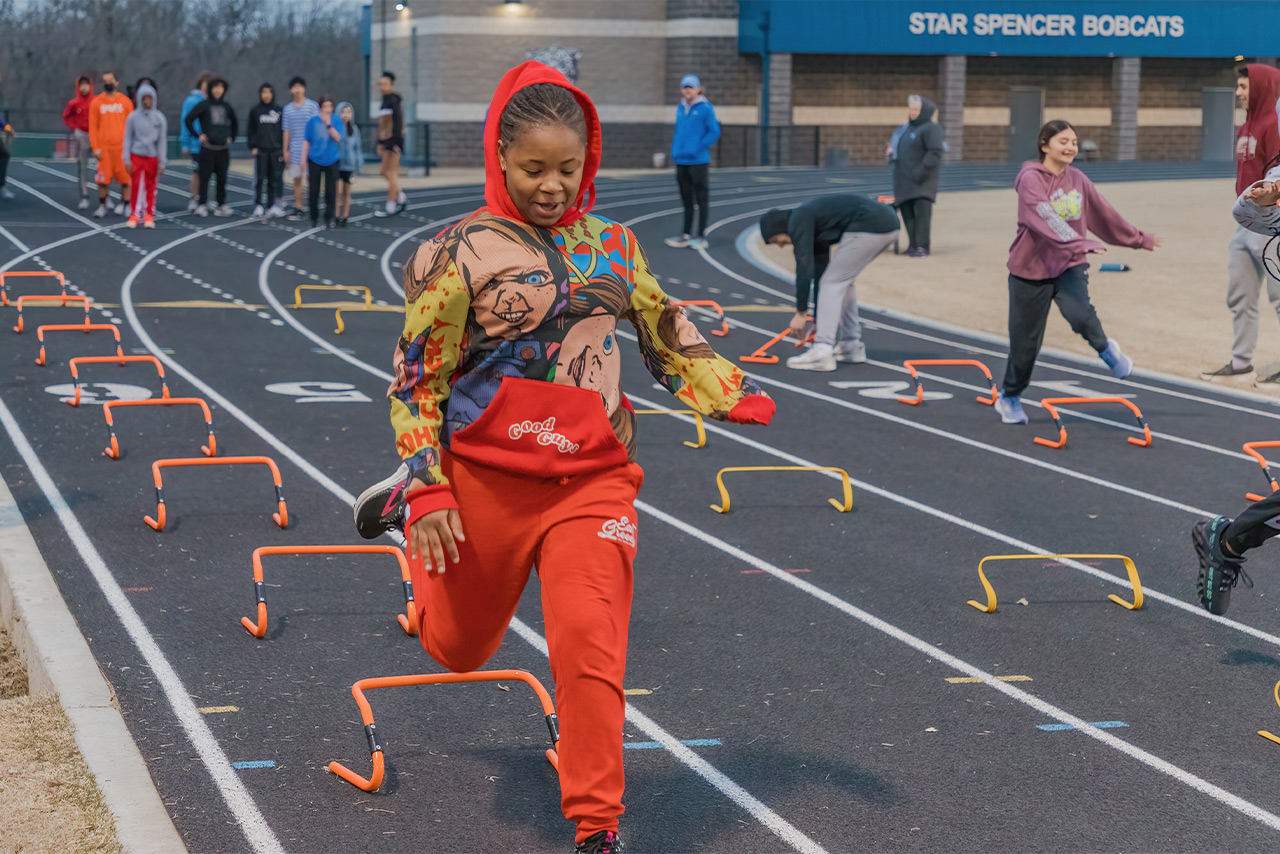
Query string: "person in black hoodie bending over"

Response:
xmin=759 ymin=195 xmax=900 ymax=371
xmin=247 ymin=83 xmax=285 ymax=218
xmin=891 ymin=94 xmax=946 ymax=257
xmin=184 ymin=77 xmax=238 ymax=217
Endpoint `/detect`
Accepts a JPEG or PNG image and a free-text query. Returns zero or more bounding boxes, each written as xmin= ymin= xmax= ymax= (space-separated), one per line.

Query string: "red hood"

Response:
xmin=74 ymin=76 xmax=94 ymax=99
xmin=480 ymin=61 xmax=601 ymax=228
xmin=1246 ymin=63 xmax=1280 ymax=122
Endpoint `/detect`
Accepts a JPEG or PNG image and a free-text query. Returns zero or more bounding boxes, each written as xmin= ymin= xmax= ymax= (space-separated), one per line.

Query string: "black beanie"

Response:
xmin=759 ymin=209 xmax=789 ymax=242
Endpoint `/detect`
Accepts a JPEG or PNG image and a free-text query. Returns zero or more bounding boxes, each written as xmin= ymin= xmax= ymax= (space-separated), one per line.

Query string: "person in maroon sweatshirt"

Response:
xmin=1201 ymin=63 xmax=1280 ymax=387
xmin=994 ymin=119 xmax=1162 ymax=425
xmin=61 ymin=76 xmax=94 ymax=210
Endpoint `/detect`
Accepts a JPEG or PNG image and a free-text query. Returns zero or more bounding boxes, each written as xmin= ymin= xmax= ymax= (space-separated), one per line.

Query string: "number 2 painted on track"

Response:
xmin=264 ymin=382 xmax=372 ymax=404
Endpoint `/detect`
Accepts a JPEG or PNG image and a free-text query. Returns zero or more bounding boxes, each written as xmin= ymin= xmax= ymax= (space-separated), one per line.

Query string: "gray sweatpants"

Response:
xmin=72 ymin=129 xmax=91 ymax=198
xmin=1227 ymin=222 xmax=1280 ymax=366
xmin=814 ymin=230 xmax=898 ymax=347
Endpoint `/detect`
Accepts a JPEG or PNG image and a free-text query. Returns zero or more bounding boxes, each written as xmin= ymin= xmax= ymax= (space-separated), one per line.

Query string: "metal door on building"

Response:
xmin=1008 ymin=88 xmax=1044 ymax=163
xmin=1202 ymin=87 xmax=1236 ymax=162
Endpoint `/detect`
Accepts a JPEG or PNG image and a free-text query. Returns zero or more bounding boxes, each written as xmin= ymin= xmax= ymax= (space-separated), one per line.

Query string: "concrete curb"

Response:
xmin=0 ymin=476 xmax=187 ymax=854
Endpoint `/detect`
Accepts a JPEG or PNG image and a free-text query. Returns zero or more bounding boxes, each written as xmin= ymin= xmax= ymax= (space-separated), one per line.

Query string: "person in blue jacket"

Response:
xmin=179 ymin=73 xmax=209 ymax=212
xmin=302 ymin=97 xmax=343 ymax=228
xmin=664 ymin=73 xmax=720 ymax=250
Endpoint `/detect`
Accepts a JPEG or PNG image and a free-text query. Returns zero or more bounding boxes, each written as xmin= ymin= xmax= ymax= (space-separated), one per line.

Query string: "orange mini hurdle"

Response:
xmin=1242 ymin=441 xmax=1280 ymax=502
xmin=36 ymin=323 xmax=123 ymax=366
xmin=240 ymin=545 xmax=418 ymax=639
xmin=1 ymin=270 xmax=65 ymax=306
xmin=896 ymin=359 xmax=997 ymax=406
xmin=740 ymin=321 xmax=814 ymax=364
xmin=67 ymin=355 xmax=169 ymax=407
xmin=671 ymin=299 xmax=729 ymax=337
xmin=1034 ymin=397 xmax=1152 ymax=449
xmin=327 ymin=669 xmax=560 ymax=792
xmin=144 ymin=455 xmax=287 ymax=531
xmin=13 ymin=294 xmax=90 ymax=333
xmin=102 ymin=397 xmax=216 ymax=459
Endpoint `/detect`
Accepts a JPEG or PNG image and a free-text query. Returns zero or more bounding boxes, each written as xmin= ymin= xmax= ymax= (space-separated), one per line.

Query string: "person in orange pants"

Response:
xmin=353 ymin=61 xmax=774 ymax=853
xmin=88 ymin=71 xmax=132 ymax=219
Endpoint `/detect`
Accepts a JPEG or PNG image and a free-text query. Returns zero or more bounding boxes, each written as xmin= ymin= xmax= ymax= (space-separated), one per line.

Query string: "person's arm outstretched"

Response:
xmin=625 ymin=230 xmax=774 ymax=425
xmin=1082 ymin=178 xmax=1160 ymax=250
xmin=388 ymin=239 xmax=470 ymax=573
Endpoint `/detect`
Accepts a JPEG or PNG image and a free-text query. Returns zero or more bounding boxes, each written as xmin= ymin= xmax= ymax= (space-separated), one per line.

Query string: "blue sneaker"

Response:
xmin=994 ymin=393 xmax=1028 ymax=424
xmin=1100 ymin=339 xmax=1133 ymax=379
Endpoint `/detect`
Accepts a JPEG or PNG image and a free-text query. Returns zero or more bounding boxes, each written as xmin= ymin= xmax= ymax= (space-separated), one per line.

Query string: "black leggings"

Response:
xmin=1225 ymin=491 xmax=1280 ymax=555
xmin=0 ymin=144 xmax=10 ymax=188
xmin=898 ymin=198 xmax=933 ymax=251
xmin=255 ymin=149 xmax=284 ymax=208
xmin=197 ymin=147 xmax=230 ymax=206
xmin=308 ymin=160 xmax=339 ymax=223
xmin=676 ymin=163 xmax=709 ymax=237
xmin=1002 ymin=264 xmax=1108 ymax=397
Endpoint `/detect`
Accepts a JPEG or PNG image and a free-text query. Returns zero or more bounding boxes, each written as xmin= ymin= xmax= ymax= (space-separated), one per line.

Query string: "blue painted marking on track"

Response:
xmin=231 ymin=760 xmax=277 ymax=769
xmin=623 ymin=738 xmax=723 ymax=750
xmin=1036 ymin=721 xmax=1128 ymax=732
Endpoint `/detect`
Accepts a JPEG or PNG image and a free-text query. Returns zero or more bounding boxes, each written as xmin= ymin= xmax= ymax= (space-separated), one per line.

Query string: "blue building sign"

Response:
xmin=739 ymin=1 xmax=1278 ymax=58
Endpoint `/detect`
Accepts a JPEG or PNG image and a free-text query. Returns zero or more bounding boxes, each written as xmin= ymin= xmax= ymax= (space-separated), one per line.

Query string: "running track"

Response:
xmin=8 ymin=159 xmax=1280 ymax=853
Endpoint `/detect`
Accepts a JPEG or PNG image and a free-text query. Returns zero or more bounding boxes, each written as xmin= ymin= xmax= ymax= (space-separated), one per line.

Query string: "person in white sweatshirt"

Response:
xmin=121 ymin=83 xmax=167 ymax=228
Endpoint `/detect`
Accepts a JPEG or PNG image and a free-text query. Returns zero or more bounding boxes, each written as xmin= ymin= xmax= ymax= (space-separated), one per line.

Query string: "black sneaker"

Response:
xmin=1200 ymin=362 xmax=1255 ymax=384
xmin=1193 ymin=516 xmax=1252 ymax=615
xmin=575 ymin=831 xmax=624 ymax=853
xmin=354 ymin=462 xmax=409 ymax=539
xmin=1257 ymin=371 xmax=1280 ymax=388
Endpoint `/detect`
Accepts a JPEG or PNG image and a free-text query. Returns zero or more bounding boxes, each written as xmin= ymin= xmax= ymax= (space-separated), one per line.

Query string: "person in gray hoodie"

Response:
xmin=122 ymin=83 xmax=167 ymax=228
xmin=890 ymin=94 xmax=946 ymax=257
xmin=335 ymin=101 xmax=362 ymax=227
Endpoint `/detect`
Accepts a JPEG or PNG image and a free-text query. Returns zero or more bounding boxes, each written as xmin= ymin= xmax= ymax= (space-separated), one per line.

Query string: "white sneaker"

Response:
xmin=267 ymin=203 xmax=286 ymax=218
xmin=113 ymin=202 xmax=127 ymax=216
xmin=833 ymin=340 xmax=866 ymax=364
xmin=92 ymin=204 xmax=108 ymax=219
xmin=213 ymin=204 xmax=234 ymax=217
xmin=688 ymin=237 xmax=708 ymax=250
xmin=664 ymin=234 xmax=692 ymax=248
xmin=77 ymin=197 xmax=90 ymax=211
xmin=187 ymin=198 xmax=199 ymax=213
xmin=253 ymin=204 xmax=265 ymax=217
xmin=0 ymin=187 xmax=14 ymax=200
xmin=786 ymin=343 xmax=837 ymax=372
xmin=194 ymin=204 xmax=209 ymax=217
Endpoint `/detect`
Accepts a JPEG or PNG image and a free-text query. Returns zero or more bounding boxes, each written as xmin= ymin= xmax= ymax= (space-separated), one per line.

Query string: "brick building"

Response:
xmin=369 ymin=0 xmax=1274 ymax=168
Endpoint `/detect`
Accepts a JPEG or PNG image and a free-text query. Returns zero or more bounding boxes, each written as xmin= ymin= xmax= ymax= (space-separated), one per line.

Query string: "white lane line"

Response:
xmin=630 ymin=493 xmax=1280 ymax=835
xmin=0 ymin=395 xmax=284 ymax=854
xmin=128 ymin=222 xmax=830 ymax=854
xmin=622 ymin=389 xmax=1280 ymax=651
xmin=0 ymin=222 xmax=31 ymax=252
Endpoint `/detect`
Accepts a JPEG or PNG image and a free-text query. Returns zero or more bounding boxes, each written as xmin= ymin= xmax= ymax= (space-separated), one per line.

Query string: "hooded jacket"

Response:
xmin=62 ymin=77 xmax=94 ymax=133
xmin=180 ymin=89 xmax=205 ymax=154
xmin=1236 ymin=64 xmax=1280 ymax=195
xmin=670 ymin=94 xmax=720 ymax=166
xmin=88 ymin=88 xmax=133 ymax=151
xmin=122 ymin=84 xmax=167 ymax=168
xmin=1007 ymin=160 xmax=1154 ymax=280
xmin=184 ymin=86 xmax=238 ymax=150
xmin=892 ymin=96 xmax=946 ymax=203
xmin=247 ymin=95 xmax=284 ymax=151
xmin=388 ymin=61 xmax=773 ymax=517
xmin=336 ymin=102 xmax=363 ymax=172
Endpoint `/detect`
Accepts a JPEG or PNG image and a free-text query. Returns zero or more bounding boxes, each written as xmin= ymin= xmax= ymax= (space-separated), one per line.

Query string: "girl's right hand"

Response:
xmin=408 ymin=508 xmax=466 ymax=574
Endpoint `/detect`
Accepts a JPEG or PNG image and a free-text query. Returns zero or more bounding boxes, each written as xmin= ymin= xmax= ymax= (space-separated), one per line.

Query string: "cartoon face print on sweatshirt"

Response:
xmin=1048 ymin=187 xmax=1083 ymax=221
xmin=453 ymin=215 xmax=571 ymax=338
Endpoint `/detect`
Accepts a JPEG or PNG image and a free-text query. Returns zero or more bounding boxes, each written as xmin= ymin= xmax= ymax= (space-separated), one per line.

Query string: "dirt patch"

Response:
xmin=0 ymin=623 xmax=122 ymax=853
xmin=754 ymin=178 xmax=1280 ymax=384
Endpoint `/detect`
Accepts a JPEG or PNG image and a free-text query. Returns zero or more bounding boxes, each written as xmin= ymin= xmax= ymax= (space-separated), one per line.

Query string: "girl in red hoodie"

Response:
xmin=352 ymin=62 xmax=773 ymax=852
xmin=995 ymin=119 xmax=1162 ymax=425
xmin=61 ymin=76 xmax=94 ymax=210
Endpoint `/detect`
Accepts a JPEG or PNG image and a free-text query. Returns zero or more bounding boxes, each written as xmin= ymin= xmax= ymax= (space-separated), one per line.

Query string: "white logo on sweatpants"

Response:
xmin=598 ymin=515 xmax=637 ymax=547
xmin=508 ymin=416 xmax=579 ymax=454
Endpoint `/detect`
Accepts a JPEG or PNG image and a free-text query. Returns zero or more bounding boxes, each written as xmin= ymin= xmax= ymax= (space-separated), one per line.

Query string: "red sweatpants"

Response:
xmin=409 ymin=451 xmax=643 ymax=843
xmin=130 ymin=155 xmax=158 ymax=219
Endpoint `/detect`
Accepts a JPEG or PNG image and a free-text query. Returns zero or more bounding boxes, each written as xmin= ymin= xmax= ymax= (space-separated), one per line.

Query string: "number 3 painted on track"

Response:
xmin=265 ymin=382 xmax=372 ymax=404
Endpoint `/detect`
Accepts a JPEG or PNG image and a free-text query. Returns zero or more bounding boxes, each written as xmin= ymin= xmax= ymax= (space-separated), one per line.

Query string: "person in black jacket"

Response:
xmin=759 ymin=195 xmax=899 ymax=371
xmin=247 ymin=83 xmax=285 ymax=217
xmin=890 ymin=95 xmax=946 ymax=257
xmin=184 ymin=77 xmax=238 ymax=217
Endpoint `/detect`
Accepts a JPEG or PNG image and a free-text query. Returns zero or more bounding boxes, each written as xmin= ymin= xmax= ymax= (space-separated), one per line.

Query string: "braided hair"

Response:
xmin=499 ymin=83 xmax=586 ymax=148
